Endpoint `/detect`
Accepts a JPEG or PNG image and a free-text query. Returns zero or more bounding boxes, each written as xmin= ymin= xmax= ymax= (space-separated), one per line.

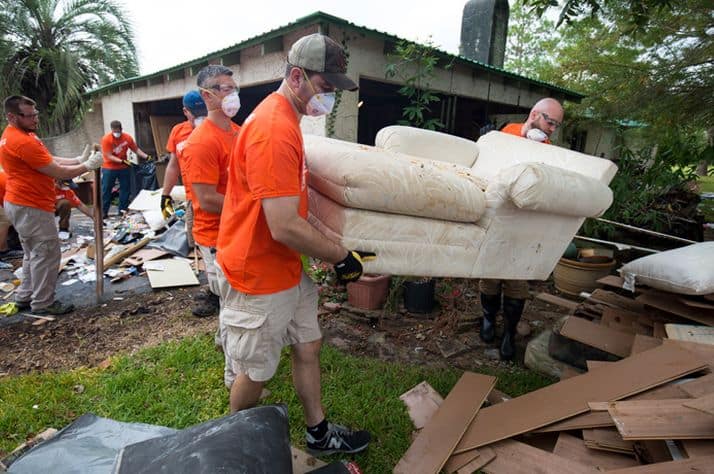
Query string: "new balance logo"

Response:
xmin=328 ymin=436 xmax=343 ymax=450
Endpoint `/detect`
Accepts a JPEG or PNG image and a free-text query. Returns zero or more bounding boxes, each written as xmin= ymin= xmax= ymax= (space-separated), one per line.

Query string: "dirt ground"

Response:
xmin=0 ymin=277 xmax=569 ymax=377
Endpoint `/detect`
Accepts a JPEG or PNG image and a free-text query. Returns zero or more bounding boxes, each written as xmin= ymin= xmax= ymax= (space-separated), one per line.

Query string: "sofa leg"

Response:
xmin=500 ymin=297 xmax=525 ymax=360
xmin=479 ymin=292 xmax=500 ymax=343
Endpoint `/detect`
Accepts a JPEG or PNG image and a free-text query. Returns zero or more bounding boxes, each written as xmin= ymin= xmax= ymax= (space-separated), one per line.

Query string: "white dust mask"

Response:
xmin=306 ymin=92 xmax=336 ymax=117
xmin=221 ymin=91 xmax=241 ymax=118
xmin=112 ymin=132 xmax=121 ymax=138
xmin=526 ymin=128 xmax=548 ymax=142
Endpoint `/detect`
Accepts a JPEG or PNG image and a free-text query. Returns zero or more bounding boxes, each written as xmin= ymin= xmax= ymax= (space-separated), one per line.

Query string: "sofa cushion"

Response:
xmin=486 ymin=162 xmax=614 ymax=217
xmin=304 ymin=134 xmax=487 ymax=223
xmin=375 ymin=125 xmax=479 ymax=168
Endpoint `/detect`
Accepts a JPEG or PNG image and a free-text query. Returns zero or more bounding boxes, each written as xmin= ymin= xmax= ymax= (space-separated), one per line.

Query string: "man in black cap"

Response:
xmin=215 ymin=33 xmax=373 ymax=456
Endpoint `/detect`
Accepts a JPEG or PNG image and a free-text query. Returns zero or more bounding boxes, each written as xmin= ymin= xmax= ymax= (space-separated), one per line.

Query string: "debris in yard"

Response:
xmin=436 ymin=338 xmax=470 ymax=358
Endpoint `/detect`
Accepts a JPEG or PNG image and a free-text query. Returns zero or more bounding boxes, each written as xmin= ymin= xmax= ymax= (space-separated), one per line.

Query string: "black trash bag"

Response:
xmin=135 ymin=160 xmax=159 ymax=191
xmin=146 ymin=218 xmax=190 ymax=257
xmin=115 ymin=405 xmax=293 ymax=474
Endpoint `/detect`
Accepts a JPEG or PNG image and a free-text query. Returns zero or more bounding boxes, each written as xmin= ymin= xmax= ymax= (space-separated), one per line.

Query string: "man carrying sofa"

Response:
xmin=479 ymin=97 xmax=564 ymax=360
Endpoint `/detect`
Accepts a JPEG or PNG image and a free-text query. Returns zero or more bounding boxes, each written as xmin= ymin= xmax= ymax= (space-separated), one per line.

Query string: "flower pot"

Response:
xmin=553 ymin=257 xmax=616 ymax=297
xmin=403 ymin=279 xmax=435 ymax=313
xmin=346 ymin=274 xmax=391 ymax=310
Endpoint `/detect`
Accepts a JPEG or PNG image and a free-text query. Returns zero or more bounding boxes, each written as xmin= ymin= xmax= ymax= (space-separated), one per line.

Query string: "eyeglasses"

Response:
xmin=540 ymin=112 xmax=562 ymax=129
xmin=208 ymin=84 xmax=238 ymax=94
xmin=16 ymin=111 xmax=40 ymax=118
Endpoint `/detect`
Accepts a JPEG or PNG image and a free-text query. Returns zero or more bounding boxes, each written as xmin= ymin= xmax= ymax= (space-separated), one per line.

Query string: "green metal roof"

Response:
xmin=88 ymin=11 xmax=585 ymax=100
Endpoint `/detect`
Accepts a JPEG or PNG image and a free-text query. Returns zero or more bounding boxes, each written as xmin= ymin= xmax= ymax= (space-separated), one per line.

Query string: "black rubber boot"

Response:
xmin=500 ymin=297 xmax=525 ymax=360
xmin=479 ymin=292 xmax=501 ymax=343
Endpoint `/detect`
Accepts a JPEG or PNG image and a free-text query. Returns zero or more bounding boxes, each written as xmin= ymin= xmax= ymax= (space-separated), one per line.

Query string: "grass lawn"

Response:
xmin=0 ymin=333 xmax=553 ymax=471
xmin=698 ymin=174 xmax=714 ymax=193
xmin=698 ymin=175 xmax=714 ymax=222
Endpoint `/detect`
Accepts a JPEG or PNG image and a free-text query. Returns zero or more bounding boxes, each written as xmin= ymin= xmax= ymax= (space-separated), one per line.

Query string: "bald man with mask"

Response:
xmin=479 ymin=98 xmax=564 ymax=361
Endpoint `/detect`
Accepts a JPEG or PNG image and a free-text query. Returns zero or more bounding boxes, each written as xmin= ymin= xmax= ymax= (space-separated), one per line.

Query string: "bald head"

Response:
xmin=526 ymin=98 xmax=564 ymax=138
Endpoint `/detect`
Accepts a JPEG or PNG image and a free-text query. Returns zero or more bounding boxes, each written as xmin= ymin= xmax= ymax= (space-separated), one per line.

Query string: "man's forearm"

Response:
xmin=273 ymin=215 xmax=346 ymax=264
xmin=162 ymin=154 xmax=180 ymax=195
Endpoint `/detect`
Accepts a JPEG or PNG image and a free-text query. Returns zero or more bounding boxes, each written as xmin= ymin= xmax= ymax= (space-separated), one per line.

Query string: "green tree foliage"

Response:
xmin=505 ymin=0 xmax=560 ymax=77
xmin=385 ymin=39 xmax=446 ymax=131
xmin=0 ymin=0 xmax=139 ymax=135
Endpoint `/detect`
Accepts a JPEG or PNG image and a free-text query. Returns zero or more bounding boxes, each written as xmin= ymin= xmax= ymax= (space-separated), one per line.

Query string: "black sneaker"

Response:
xmin=15 ymin=300 xmax=31 ymax=311
xmin=33 ymin=300 xmax=75 ymax=315
xmin=306 ymin=422 xmax=371 ymax=456
xmin=192 ymin=291 xmax=219 ymax=317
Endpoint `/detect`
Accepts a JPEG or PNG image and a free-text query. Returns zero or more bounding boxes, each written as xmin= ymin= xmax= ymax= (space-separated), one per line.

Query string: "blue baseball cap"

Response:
xmin=182 ymin=90 xmax=207 ymax=117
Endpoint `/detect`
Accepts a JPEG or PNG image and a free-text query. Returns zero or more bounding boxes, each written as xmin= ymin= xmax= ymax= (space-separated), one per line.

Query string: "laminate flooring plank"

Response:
xmin=608 ymin=399 xmax=714 ymax=440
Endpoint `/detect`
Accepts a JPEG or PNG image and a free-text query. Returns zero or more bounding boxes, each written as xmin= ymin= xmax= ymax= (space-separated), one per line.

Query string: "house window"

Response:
xmin=569 ymin=129 xmax=587 ymax=153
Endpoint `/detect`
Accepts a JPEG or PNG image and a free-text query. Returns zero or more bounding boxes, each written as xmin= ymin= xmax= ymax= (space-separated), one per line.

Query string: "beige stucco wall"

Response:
xmin=44 ymin=102 xmax=105 ymax=156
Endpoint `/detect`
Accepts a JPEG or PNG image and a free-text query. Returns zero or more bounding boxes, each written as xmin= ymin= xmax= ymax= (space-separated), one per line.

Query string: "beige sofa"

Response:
xmin=305 ymin=126 xmax=617 ymax=280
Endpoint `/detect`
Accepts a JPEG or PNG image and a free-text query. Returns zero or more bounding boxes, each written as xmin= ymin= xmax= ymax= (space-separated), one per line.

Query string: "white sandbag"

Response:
xmin=486 ymin=163 xmax=613 ymax=217
xmin=375 ymin=125 xmax=480 ymax=168
xmin=304 ymin=134 xmax=487 ymax=223
xmin=620 ymin=242 xmax=714 ymax=295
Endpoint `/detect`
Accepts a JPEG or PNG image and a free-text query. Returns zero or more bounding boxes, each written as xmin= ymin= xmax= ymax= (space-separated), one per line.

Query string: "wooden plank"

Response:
xmin=560 ymin=316 xmax=634 ymax=357
xmin=394 ymin=372 xmax=495 ymax=474
xmin=596 ymin=275 xmax=627 ymax=290
xmin=608 ymin=399 xmax=714 ymax=440
xmin=637 ymin=291 xmax=714 ymax=326
xmin=449 ymin=344 xmax=706 ymax=456
xmin=536 ymin=292 xmax=578 ymax=311
xmin=582 ymin=428 xmax=635 ymax=454
xmin=683 ymin=393 xmax=714 ymax=416
xmin=627 ymin=381 xmax=689 ymax=401
xmin=606 ymin=455 xmax=714 ymax=473
xmin=122 ymin=248 xmax=169 ymax=267
xmin=665 ymin=324 xmax=714 ymax=345
xmin=653 ymin=322 xmax=667 ymax=339
xmin=588 ymin=289 xmax=645 ymax=313
xmin=481 ymin=439 xmax=598 ymax=474
xmin=586 ymin=360 xmax=613 ymax=371
xmin=601 ymin=306 xmax=643 ymax=328
xmin=144 ymin=259 xmax=200 ymax=288
xmin=630 ymin=334 xmax=662 ymax=355
xmin=103 ymin=237 xmax=150 ymax=268
xmin=663 ymin=339 xmax=714 ymax=369
xmin=680 ymin=440 xmax=714 ymax=458
xmin=455 ymin=448 xmax=495 ymax=474
xmin=534 ymin=411 xmax=614 ymax=433
xmin=290 ymin=446 xmax=326 ymax=473
xmin=679 ymin=297 xmax=714 ymax=310
xmin=559 ymin=366 xmax=582 ymax=380
xmin=399 ymin=381 xmax=444 ymax=429
xmin=680 ymin=373 xmax=714 ymax=398
xmin=553 ymin=432 xmax=639 ymax=470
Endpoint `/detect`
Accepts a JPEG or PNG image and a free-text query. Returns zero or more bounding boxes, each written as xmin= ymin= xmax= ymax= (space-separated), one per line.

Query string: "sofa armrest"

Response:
xmin=486 ymin=163 xmax=613 ymax=217
xmin=375 ymin=125 xmax=480 ymax=168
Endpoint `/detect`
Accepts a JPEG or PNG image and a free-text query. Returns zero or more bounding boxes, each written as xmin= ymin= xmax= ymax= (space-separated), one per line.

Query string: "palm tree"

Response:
xmin=0 ymin=0 xmax=138 ymax=135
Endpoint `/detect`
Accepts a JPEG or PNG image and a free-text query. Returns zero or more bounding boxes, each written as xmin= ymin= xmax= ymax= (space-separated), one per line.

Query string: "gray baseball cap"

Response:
xmin=287 ymin=33 xmax=358 ymax=91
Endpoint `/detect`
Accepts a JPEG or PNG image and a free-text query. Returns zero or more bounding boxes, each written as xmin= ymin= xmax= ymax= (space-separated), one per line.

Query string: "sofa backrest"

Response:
xmin=375 ymin=126 xmax=479 ymax=168
xmin=472 ymin=131 xmax=618 ymax=184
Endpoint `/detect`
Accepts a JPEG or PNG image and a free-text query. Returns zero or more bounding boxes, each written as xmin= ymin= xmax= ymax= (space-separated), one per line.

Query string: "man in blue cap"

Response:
xmin=160 ymin=90 xmax=208 ymax=233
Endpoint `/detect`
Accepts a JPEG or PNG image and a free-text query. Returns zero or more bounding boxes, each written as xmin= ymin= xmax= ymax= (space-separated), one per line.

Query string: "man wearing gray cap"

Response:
xmin=215 ymin=33 xmax=372 ymax=456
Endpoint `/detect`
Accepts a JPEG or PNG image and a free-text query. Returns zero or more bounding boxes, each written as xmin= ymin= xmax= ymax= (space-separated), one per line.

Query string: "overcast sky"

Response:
xmin=124 ymin=0 xmax=471 ymax=75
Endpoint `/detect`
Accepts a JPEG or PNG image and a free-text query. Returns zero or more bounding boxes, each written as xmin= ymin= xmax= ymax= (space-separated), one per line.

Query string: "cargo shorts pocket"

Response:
xmin=222 ymin=307 xmax=269 ymax=367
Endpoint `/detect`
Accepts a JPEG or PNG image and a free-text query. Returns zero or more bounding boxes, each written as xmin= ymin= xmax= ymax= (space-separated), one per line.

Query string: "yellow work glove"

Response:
xmin=334 ymin=250 xmax=377 ymax=284
xmin=160 ymin=195 xmax=175 ymax=220
xmin=0 ymin=302 xmax=19 ymax=316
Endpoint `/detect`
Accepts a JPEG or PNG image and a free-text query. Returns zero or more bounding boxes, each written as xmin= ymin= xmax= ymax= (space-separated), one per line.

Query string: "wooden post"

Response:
xmin=93 ymin=167 xmax=104 ymax=302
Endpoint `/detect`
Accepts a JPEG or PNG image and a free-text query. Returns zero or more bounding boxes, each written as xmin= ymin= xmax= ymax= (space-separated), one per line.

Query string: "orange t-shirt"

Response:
xmin=183 ymin=119 xmax=240 ymax=248
xmin=101 ymin=132 xmax=137 ymax=170
xmin=166 ymin=120 xmax=196 ymax=202
xmin=55 ymin=185 xmax=82 ymax=208
xmin=0 ymin=170 xmax=6 ymax=205
xmin=501 ymin=122 xmax=551 ymax=144
xmin=0 ymin=125 xmax=55 ymax=212
xmin=217 ymin=93 xmax=307 ymax=294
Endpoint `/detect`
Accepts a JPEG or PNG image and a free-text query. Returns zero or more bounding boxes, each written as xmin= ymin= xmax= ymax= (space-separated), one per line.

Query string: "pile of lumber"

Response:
xmin=394 ymin=276 xmax=714 ymax=473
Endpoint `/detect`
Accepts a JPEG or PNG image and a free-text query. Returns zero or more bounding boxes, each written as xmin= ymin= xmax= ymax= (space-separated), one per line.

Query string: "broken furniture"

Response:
xmin=305 ymin=126 xmax=617 ymax=279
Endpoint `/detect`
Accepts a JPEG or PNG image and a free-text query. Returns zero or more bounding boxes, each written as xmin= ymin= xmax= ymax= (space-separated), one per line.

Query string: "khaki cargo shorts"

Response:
xmin=216 ymin=265 xmax=321 ymax=386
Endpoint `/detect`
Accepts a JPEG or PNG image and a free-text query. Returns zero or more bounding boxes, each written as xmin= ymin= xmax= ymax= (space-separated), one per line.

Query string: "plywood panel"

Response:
xmin=481 ymin=439 xmax=597 ymax=474
xmin=450 ymin=344 xmax=706 ymax=456
xmin=608 ymin=399 xmax=714 ymax=440
xmin=606 ymin=455 xmax=714 ymax=473
xmin=394 ymin=372 xmax=495 ymax=474
xmin=560 ymin=316 xmax=634 ymax=357
xmin=553 ymin=432 xmax=639 ymax=469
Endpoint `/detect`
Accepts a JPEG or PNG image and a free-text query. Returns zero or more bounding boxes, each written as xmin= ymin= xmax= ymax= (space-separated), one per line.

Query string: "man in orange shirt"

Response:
xmin=216 ymin=33 xmax=372 ymax=456
xmin=100 ymin=120 xmax=149 ymax=218
xmin=55 ymin=180 xmax=93 ymax=240
xmin=0 ymin=95 xmax=103 ymax=315
xmin=479 ymin=97 xmax=564 ymax=360
xmin=160 ymin=91 xmax=207 ymax=252
xmin=183 ymin=67 xmax=241 ymax=317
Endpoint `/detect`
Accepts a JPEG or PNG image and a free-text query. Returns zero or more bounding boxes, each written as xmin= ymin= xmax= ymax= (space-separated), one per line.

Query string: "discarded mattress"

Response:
xmin=305 ymin=127 xmax=617 ymax=280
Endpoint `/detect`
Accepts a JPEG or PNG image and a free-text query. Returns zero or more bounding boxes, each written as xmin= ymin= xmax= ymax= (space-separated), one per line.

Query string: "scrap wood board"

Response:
xmin=399 ymin=381 xmax=444 ymax=430
xmin=454 ymin=448 xmax=495 ymax=474
xmin=588 ymin=289 xmax=645 ymax=313
xmin=607 ymin=399 xmax=714 ymax=440
xmin=663 ymin=339 xmax=714 ymax=369
xmin=144 ymin=259 xmax=199 ymax=288
xmin=553 ymin=432 xmax=639 ymax=470
xmin=665 ymin=323 xmax=714 ymax=345
xmin=680 ymin=373 xmax=714 ymax=398
xmin=480 ymin=439 xmax=598 ymax=474
xmin=536 ymin=292 xmax=578 ymax=311
xmin=393 ymin=372 xmax=495 ymax=474
xmin=582 ymin=428 xmax=635 ymax=454
xmin=629 ymin=334 xmax=662 ymax=355
xmin=637 ymin=291 xmax=714 ymax=326
xmin=682 ymin=392 xmax=714 ymax=416
xmin=560 ymin=316 xmax=635 ymax=357
xmin=448 ymin=343 xmax=706 ymax=458
xmin=680 ymin=440 xmax=714 ymax=458
xmin=606 ymin=454 xmax=714 ymax=473
xmin=122 ymin=248 xmax=169 ymax=267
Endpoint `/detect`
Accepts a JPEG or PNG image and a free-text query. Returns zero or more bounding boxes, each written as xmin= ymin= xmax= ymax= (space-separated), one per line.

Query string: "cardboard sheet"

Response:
xmin=394 ymin=372 xmax=495 ymax=474
xmin=450 ymin=344 xmax=706 ymax=456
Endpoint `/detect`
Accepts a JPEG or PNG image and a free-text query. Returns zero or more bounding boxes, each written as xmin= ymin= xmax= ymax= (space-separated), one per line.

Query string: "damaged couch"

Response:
xmin=305 ymin=126 xmax=618 ymax=280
